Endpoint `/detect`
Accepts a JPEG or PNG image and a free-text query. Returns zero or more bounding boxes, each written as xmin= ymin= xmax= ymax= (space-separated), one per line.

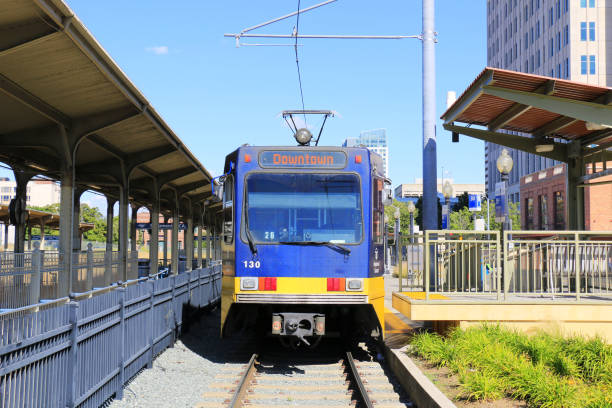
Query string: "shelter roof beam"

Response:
xmin=0 ymin=30 xmax=61 ymax=58
xmin=482 ymin=85 xmax=612 ymax=127
xmin=0 ymin=73 xmax=71 ymax=127
xmin=72 ymin=107 xmax=141 ymax=141
xmin=488 ymin=80 xmax=556 ymax=131
xmin=441 ymin=70 xmax=494 ymax=124
xmin=443 ymin=123 xmax=568 ymax=162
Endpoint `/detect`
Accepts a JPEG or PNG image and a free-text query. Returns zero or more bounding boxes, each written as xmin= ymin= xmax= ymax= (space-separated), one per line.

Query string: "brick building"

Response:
xmin=136 ymin=210 xmax=185 ymax=254
xmin=520 ymin=163 xmax=612 ymax=231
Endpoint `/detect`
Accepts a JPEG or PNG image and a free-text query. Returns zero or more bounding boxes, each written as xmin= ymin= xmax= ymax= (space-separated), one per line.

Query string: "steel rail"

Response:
xmin=228 ymin=353 xmax=258 ymax=408
xmin=345 ymin=351 xmax=374 ymax=408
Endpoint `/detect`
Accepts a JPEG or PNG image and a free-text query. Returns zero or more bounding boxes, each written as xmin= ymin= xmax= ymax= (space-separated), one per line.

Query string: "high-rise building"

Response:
xmin=342 ymin=129 xmax=389 ymax=177
xmin=485 ymin=0 xmax=611 ymax=201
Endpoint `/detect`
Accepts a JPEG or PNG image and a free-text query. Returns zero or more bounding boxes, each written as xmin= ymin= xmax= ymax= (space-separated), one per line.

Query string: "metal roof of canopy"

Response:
xmin=0 ymin=0 xmax=214 ymax=215
xmin=441 ymin=67 xmax=612 ymax=230
xmin=441 ymin=68 xmax=612 ymax=177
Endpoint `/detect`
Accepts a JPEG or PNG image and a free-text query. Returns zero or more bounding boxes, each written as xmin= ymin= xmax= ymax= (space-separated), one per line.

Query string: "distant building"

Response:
xmin=343 ymin=129 xmax=388 ymax=177
xmin=395 ymin=178 xmax=486 ymax=200
xmin=0 ymin=178 xmax=60 ymax=207
xmin=520 ymin=163 xmax=612 ymax=231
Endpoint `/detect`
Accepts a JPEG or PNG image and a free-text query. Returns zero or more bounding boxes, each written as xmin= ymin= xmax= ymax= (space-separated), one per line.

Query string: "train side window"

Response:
xmin=372 ymin=177 xmax=384 ymax=245
xmin=223 ymin=175 xmax=234 ymax=244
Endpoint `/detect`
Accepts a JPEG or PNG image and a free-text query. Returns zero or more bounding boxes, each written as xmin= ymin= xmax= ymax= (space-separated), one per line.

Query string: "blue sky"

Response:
xmin=4 ymin=1 xmax=487 ymax=210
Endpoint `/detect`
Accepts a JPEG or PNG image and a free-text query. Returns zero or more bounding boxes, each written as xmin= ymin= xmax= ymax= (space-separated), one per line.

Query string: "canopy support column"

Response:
xmin=567 ymin=157 xmax=585 ymax=230
xmin=170 ymin=205 xmax=179 ymax=275
xmin=185 ymin=207 xmax=193 ymax=272
xmin=118 ymin=185 xmax=129 ymax=282
xmin=149 ymin=199 xmax=159 ymax=276
xmin=12 ymin=170 xmax=33 ymax=254
xmin=105 ymin=196 xmax=116 ymax=286
xmin=129 ymin=205 xmax=138 ymax=280
xmin=59 ymin=167 xmax=74 ymax=297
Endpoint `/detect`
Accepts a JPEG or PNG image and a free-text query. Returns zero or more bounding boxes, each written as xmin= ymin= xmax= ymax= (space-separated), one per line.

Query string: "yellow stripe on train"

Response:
xmin=231 ymin=276 xmax=384 ymax=296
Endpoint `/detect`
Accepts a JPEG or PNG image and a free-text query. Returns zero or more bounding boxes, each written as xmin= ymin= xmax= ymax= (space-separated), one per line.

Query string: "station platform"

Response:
xmin=392 ymin=290 xmax=612 ymax=343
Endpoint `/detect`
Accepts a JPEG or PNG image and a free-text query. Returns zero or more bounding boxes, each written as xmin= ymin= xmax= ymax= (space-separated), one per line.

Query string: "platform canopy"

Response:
xmin=0 ymin=0 xmax=214 ymax=215
xmin=441 ymin=67 xmax=612 ymax=229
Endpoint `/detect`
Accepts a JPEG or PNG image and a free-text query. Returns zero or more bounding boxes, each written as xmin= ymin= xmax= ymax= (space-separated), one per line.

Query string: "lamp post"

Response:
xmin=496 ymin=148 xmax=514 ymax=298
xmin=394 ymin=207 xmax=401 ymax=271
xmin=496 ymin=149 xmax=514 ymax=232
xmin=407 ymin=201 xmax=416 ymax=241
xmin=442 ymin=180 xmax=453 ymax=229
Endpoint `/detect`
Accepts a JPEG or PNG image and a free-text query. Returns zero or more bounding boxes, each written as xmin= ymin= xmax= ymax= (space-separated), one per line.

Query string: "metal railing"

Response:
xmin=395 ymin=234 xmax=425 ymax=291
xmin=0 ymin=264 xmax=222 ymax=408
xmin=0 ymin=244 xmax=211 ymax=309
xmin=395 ymin=230 xmax=612 ymax=302
xmin=503 ymin=231 xmax=612 ymax=300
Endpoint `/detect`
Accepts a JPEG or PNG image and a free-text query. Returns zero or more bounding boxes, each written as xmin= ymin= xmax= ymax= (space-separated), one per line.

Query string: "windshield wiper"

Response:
xmin=278 ymin=241 xmax=351 ymax=255
xmin=243 ymin=204 xmax=257 ymax=256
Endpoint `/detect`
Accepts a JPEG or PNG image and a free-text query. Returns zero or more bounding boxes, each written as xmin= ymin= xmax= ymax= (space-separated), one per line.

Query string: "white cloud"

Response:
xmin=146 ymin=45 xmax=169 ymax=55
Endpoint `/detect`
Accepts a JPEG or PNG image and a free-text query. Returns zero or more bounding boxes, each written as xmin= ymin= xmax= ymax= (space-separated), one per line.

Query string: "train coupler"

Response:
xmin=271 ymin=313 xmax=325 ymax=342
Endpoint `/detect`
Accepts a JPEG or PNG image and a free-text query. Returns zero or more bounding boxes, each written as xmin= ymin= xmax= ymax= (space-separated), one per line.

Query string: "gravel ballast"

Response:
xmin=108 ymin=307 xmax=254 ymax=408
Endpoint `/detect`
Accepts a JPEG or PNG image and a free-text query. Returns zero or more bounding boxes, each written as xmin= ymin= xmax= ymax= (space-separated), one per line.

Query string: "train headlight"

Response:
xmin=346 ymin=278 xmax=363 ymax=291
xmin=240 ymin=277 xmax=259 ymax=290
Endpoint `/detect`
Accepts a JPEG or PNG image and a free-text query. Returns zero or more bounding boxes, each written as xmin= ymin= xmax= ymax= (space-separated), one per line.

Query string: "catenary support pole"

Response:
xmin=422 ymin=0 xmax=437 ymax=290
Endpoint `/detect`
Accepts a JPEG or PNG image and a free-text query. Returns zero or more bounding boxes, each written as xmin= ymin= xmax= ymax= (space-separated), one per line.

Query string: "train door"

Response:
xmin=371 ymin=177 xmax=385 ymax=276
xmin=221 ymin=173 xmax=235 ymax=277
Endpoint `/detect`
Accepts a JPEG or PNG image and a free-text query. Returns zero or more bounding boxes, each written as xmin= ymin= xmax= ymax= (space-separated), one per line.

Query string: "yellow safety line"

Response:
xmin=384 ymin=307 xmax=413 ymax=333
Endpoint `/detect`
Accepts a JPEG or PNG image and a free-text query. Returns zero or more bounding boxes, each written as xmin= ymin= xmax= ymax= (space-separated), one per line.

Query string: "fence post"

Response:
xmin=424 ymin=232 xmax=430 ymax=300
xmin=503 ymin=231 xmax=508 ymax=301
xmin=496 ymin=231 xmax=501 ymax=301
xmin=147 ymin=280 xmax=154 ymax=368
xmin=30 ymin=241 xmax=42 ymax=304
xmin=171 ymin=275 xmax=177 ymax=343
xmin=86 ymin=243 xmax=93 ymax=292
xmin=116 ymin=286 xmax=126 ymax=399
xmin=66 ymin=301 xmax=79 ymax=408
xmin=398 ymin=233 xmax=403 ymax=292
xmin=575 ymin=232 xmax=580 ymax=301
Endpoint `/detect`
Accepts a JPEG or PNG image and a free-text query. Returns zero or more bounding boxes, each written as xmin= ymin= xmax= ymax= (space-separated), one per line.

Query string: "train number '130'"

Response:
xmin=243 ymin=260 xmax=261 ymax=268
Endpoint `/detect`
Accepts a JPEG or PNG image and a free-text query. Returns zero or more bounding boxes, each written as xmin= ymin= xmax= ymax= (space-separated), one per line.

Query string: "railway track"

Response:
xmin=196 ymin=346 xmax=412 ymax=408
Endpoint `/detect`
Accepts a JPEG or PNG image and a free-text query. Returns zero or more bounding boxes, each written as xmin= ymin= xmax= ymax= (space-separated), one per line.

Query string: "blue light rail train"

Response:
xmin=217 ymin=137 xmax=389 ymax=348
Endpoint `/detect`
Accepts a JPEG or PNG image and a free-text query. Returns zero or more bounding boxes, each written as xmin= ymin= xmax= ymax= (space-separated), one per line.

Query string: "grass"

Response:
xmin=409 ymin=324 xmax=612 ymax=407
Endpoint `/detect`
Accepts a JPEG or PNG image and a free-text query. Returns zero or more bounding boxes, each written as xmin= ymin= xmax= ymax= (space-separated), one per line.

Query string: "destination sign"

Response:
xmin=259 ymin=151 xmax=347 ymax=168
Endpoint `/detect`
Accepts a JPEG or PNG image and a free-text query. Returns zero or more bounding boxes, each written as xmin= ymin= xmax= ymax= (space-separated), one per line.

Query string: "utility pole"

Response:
xmin=422 ymin=0 xmax=437 ymax=232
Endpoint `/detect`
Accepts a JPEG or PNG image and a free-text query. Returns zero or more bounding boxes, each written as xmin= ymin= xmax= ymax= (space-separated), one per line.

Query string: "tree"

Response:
xmin=452 ymin=191 xmax=469 ymax=212
xmin=448 ymin=199 xmax=521 ymax=231
xmin=80 ymin=203 xmax=107 ymax=242
xmin=385 ymin=199 xmax=419 ymax=234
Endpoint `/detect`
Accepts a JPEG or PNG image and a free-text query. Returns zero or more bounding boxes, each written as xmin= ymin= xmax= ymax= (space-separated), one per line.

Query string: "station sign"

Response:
xmin=259 ymin=151 xmax=347 ymax=169
xmin=441 ymin=204 xmax=449 ymax=229
xmin=136 ymin=222 xmax=187 ymax=231
xmin=30 ymin=235 xmax=59 ymax=241
xmin=468 ymin=194 xmax=481 ymax=212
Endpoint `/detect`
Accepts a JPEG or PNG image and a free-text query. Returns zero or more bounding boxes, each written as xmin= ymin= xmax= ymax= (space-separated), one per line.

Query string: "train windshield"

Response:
xmin=244 ymin=173 xmax=363 ymax=244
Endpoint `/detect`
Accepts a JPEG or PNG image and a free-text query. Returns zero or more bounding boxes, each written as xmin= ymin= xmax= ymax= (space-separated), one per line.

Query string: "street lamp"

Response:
xmin=496 ymin=148 xmax=514 ymax=231
xmin=406 ymin=201 xmax=416 ymax=240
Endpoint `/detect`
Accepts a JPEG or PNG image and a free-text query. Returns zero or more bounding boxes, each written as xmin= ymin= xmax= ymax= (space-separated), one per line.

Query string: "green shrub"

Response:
xmin=409 ymin=324 xmax=612 ymax=408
